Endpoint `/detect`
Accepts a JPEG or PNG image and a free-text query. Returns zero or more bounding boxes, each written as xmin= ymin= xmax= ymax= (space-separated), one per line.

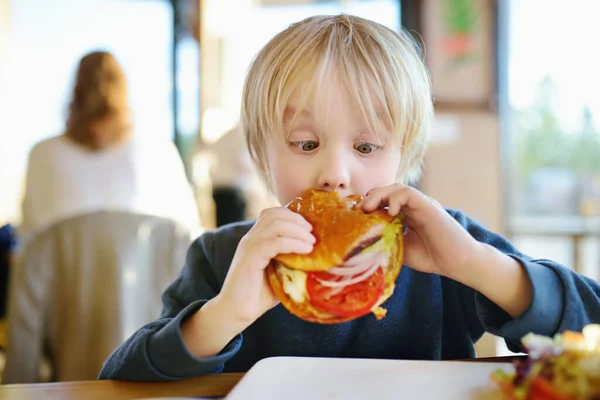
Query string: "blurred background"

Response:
xmin=0 ymin=0 xmax=599 ymax=383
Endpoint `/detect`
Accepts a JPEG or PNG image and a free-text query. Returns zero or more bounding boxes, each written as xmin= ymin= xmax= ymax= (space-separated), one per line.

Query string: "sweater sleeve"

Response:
xmin=97 ymin=229 xmax=243 ymax=381
xmin=450 ymin=210 xmax=600 ymax=353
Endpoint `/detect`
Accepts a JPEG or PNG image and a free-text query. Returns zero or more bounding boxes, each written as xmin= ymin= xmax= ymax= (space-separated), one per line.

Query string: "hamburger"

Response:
xmin=267 ymin=188 xmax=404 ymax=324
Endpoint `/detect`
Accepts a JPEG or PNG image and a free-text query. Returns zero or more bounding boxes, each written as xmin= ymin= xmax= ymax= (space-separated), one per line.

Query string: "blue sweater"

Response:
xmin=98 ymin=210 xmax=600 ymax=381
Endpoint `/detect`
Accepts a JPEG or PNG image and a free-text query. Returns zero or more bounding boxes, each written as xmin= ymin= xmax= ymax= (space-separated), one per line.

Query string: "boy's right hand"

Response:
xmin=182 ymin=207 xmax=315 ymax=358
xmin=215 ymin=206 xmax=315 ymax=324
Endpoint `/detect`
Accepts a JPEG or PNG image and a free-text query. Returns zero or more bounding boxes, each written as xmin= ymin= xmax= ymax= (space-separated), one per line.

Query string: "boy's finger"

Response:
xmin=270 ymin=220 xmax=316 ymax=244
xmin=387 ymin=190 xmax=409 ymax=216
xmin=260 ymin=207 xmax=313 ymax=231
xmin=361 ymin=184 xmax=405 ymax=211
xmin=263 ymin=237 xmax=314 ymax=261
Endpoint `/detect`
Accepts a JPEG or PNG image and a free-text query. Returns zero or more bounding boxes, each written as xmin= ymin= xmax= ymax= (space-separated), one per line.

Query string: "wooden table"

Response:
xmin=0 ymin=374 xmax=243 ymax=400
xmin=0 ymin=356 xmax=523 ymax=400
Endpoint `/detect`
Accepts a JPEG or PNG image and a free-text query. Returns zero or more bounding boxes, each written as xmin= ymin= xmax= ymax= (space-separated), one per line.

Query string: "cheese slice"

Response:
xmin=278 ymin=266 xmax=308 ymax=303
xmin=276 ymin=264 xmax=338 ymax=320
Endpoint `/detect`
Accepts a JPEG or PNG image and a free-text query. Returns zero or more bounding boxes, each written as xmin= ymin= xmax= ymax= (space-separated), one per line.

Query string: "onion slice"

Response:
xmin=328 ymin=253 xmax=379 ymax=275
xmin=314 ymin=250 xmax=390 ymax=292
xmin=343 ymin=250 xmax=380 ymax=267
xmin=317 ymin=262 xmax=380 ymax=288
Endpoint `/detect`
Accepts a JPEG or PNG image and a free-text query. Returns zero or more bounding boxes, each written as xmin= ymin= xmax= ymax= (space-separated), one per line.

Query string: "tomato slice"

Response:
xmin=306 ymin=267 xmax=384 ymax=318
xmin=530 ymin=377 xmax=574 ymax=400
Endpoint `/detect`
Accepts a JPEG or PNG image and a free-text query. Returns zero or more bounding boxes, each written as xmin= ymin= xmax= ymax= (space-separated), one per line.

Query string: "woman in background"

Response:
xmin=19 ymin=50 xmax=201 ymax=242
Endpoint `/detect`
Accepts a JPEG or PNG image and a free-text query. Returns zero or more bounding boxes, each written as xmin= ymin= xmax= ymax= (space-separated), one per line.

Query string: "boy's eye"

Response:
xmin=291 ymin=141 xmax=319 ymax=152
xmin=354 ymin=142 xmax=379 ymax=154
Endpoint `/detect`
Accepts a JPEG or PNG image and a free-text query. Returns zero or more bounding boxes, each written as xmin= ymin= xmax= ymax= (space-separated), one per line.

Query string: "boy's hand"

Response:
xmin=361 ymin=184 xmax=532 ymax=318
xmin=361 ymin=184 xmax=483 ymax=281
xmin=182 ymin=207 xmax=315 ymax=358
xmin=216 ymin=206 xmax=315 ymax=324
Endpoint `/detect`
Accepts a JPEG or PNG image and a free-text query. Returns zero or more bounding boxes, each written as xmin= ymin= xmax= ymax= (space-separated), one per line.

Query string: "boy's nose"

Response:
xmin=317 ymin=158 xmax=350 ymax=192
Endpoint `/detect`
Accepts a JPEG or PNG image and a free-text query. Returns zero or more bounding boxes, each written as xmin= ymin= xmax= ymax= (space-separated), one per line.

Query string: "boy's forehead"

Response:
xmin=280 ymin=104 xmax=395 ymax=145
xmin=283 ymin=106 xmax=309 ymax=119
xmin=277 ymin=72 xmax=394 ymax=136
xmin=282 ymin=101 xmax=387 ymax=125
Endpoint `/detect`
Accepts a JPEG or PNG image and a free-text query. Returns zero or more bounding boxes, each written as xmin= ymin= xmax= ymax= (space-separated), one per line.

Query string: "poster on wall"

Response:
xmin=421 ymin=0 xmax=496 ymax=110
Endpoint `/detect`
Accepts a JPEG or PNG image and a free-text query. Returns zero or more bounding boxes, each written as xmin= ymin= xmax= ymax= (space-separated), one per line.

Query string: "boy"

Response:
xmin=99 ymin=14 xmax=600 ymax=381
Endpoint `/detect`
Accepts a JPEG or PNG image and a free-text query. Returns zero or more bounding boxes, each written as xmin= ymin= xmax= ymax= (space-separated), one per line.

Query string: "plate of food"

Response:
xmin=491 ymin=324 xmax=600 ymax=399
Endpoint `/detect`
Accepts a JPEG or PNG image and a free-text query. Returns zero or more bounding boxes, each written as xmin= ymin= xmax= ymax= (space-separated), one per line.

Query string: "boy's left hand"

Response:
xmin=362 ymin=184 xmax=534 ymax=319
xmin=361 ymin=184 xmax=484 ymax=284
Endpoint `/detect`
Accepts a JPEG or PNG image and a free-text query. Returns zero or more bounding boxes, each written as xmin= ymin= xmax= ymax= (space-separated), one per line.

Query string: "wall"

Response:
xmin=421 ymin=113 xmax=503 ymax=357
xmin=417 ymin=0 xmax=505 ymax=357
xmin=421 ymin=113 xmax=502 ymax=233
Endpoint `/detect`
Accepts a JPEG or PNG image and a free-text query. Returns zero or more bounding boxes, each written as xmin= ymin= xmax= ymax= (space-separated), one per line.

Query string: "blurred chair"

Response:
xmin=2 ymin=211 xmax=194 ymax=383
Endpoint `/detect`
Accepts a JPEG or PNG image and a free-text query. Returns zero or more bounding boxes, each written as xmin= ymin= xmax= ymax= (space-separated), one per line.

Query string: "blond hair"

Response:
xmin=241 ymin=14 xmax=433 ymax=186
xmin=65 ymin=51 xmax=131 ymax=151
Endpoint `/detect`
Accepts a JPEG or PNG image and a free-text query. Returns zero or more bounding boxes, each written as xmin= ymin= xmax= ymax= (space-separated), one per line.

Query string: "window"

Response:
xmin=506 ymin=0 xmax=600 ymax=281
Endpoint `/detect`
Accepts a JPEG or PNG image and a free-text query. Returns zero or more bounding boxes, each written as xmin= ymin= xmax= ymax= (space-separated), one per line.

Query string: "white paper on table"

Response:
xmin=226 ymin=356 xmax=513 ymax=400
